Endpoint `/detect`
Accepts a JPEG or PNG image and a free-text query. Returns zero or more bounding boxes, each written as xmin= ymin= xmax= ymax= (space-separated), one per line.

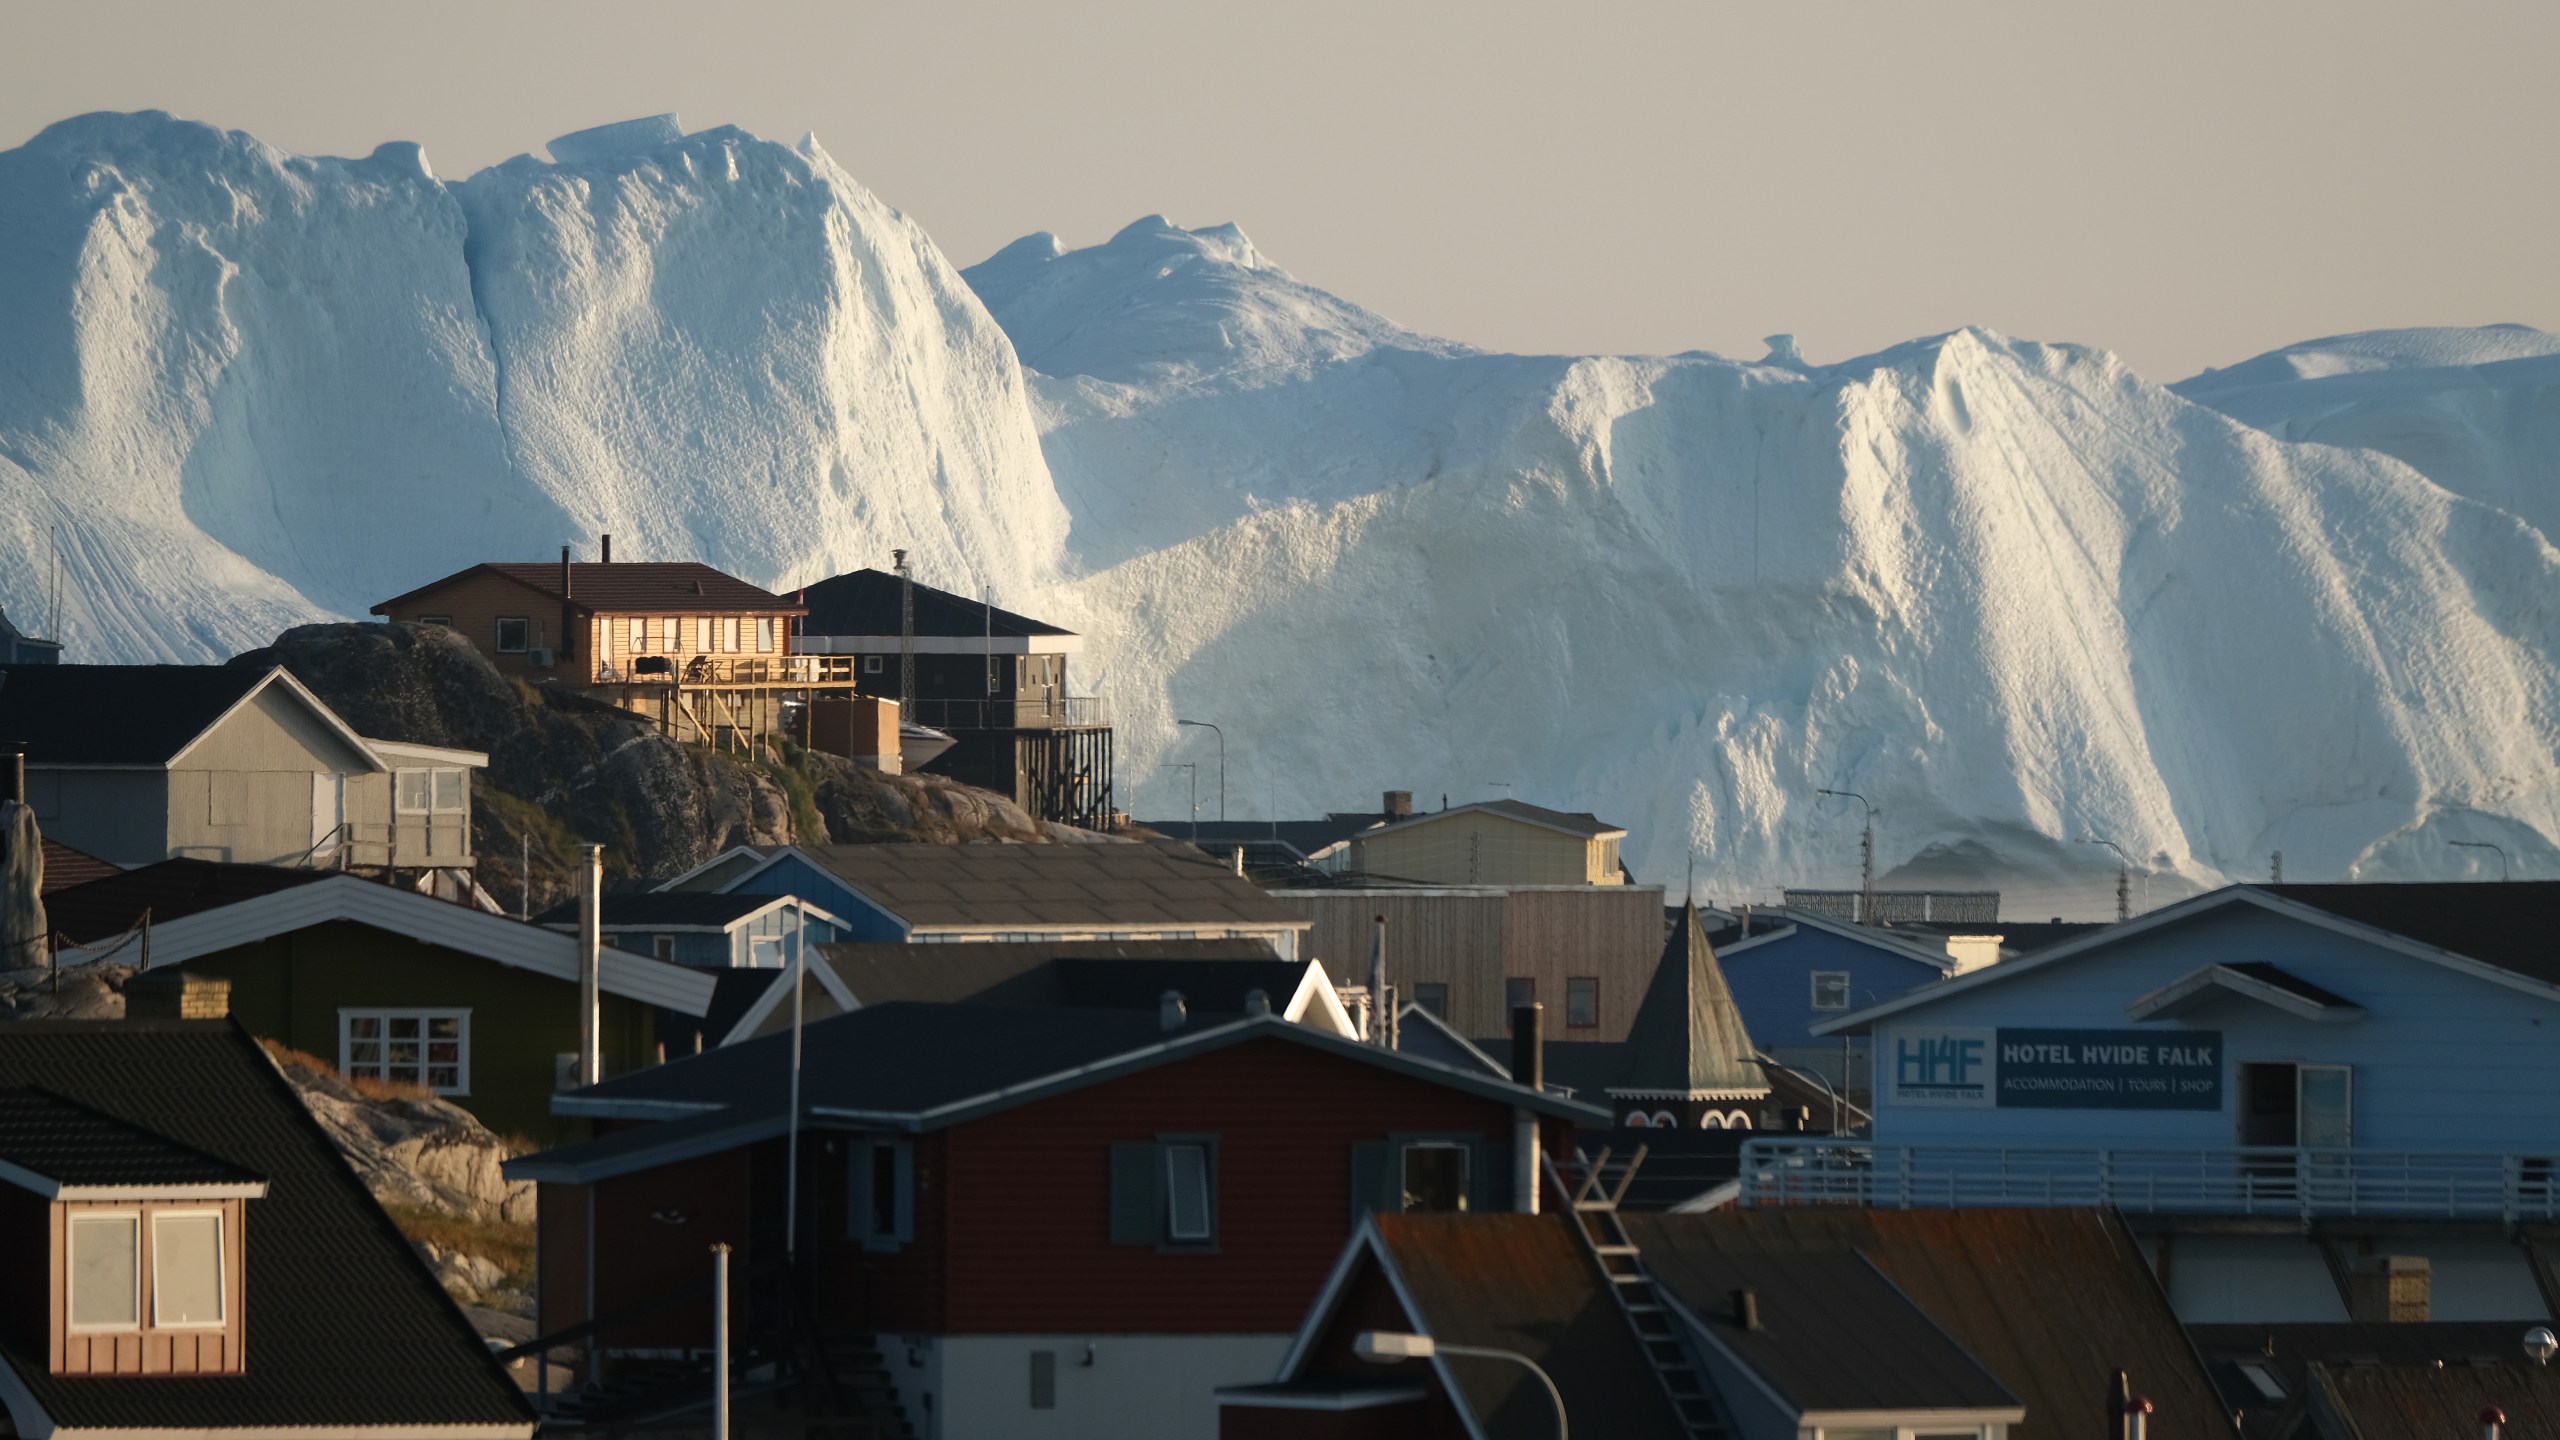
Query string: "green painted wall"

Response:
xmin=177 ymin=920 xmax=654 ymax=1141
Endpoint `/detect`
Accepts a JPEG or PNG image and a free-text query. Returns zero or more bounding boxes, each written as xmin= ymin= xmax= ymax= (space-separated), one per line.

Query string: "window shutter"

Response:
xmin=1470 ymin=1139 xmax=1512 ymax=1213
xmin=1109 ymin=1143 xmax=1163 ymax=1245
xmin=1349 ymin=1142 xmax=1393 ymax=1222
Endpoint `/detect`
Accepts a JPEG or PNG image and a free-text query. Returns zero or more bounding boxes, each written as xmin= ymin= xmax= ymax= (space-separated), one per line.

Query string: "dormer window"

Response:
xmin=0 ymin=1088 xmax=266 ymax=1376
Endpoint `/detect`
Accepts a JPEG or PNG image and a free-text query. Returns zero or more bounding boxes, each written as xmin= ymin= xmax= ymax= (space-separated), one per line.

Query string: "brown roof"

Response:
xmin=2288 ymin=1362 xmax=2560 ymax=1440
xmin=41 ymin=860 xmax=333 ymax=944
xmin=821 ymin=937 xmax=1285 ymax=1004
xmin=1622 ymin=1208 xmax=2236 ymax=1440
xmin=801 ymin=841 xmax=1310 ymax=931
xmin=38 ymin=838 xmax=120 ymax=896
xmin=1370 ymin=1213 xmax=1691 ymax=1440
xmin=373 ymin=562 xmax=804 ymax=616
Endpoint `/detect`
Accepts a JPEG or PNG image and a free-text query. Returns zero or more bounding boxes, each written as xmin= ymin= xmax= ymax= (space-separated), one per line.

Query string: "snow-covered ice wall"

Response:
xmin=4 ymin=113 xmax=2554 ymax=905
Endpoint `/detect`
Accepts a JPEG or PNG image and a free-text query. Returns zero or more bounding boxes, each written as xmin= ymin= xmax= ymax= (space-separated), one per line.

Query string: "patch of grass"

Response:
xmin=756 ymin=744 xmax=830 ymax=845
xmin=259 ymin=1037 xmax=436 ymax=1102
xmin=384 ymin=1203 xmax=538 ymax=1293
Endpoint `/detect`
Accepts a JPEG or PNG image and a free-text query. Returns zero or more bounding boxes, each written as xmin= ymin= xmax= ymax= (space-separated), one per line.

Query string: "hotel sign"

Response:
xmin=1890 ymin=1027 xmax=2222 ymax=1110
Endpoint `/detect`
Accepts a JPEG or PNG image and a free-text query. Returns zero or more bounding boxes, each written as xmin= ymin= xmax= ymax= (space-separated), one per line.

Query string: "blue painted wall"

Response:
xmin=1862 ymin=900 xmax=2560 ymax=1152
xmin=727 ymin=855 xmax=907 ymax=942
xmin=1717 ymin=924 xmax=1950 ymax=1060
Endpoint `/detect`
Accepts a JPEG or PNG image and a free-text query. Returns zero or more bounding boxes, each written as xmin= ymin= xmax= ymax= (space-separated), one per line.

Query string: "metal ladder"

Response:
xmin=1550 ymin=1146 xmax=1731 ymax=1440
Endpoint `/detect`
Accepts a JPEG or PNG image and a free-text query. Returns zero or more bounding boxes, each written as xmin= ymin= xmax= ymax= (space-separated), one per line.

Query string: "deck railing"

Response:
xmin=1737 ymin=1137 xmax=2560 ymax=1222
xmin=596 ymin=655 xmax=866 ymax=687
xmin=905 ymin=694 xmax=1110 ymax=730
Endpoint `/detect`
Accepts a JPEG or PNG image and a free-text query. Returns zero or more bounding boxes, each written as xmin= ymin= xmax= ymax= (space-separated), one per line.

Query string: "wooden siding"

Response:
xmin=380 ymin=571 xmax=794 ymax=687
xmin=50 ymin=1198 xmax=246 ymax=1376
xmin=1348 ymin=812 xmax=1615 ymax=888
xmin=179 ymin=920 xmax=655 ymax=1140
xmin=585 ymin=1148 xmax=755 ymax=1348
xmin=1284 ymin=887 xmax=1667 ymax=1042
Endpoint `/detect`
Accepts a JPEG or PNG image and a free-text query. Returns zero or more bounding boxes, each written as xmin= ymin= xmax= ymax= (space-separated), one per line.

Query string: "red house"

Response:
xmin=508 ymin=999 xmax=1604 ymax=1439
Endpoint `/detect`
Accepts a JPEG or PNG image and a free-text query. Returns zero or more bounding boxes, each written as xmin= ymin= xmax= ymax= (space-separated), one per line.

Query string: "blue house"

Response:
xmin=539 ymin=891 xmax=845 ymax=969
xmin=1750 ymin=882 xmax=2560 ymax=1328
xmin=1708 ymin=907 xmax=1956 ymax=1092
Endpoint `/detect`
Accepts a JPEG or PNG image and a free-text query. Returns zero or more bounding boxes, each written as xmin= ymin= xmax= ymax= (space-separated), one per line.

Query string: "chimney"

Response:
xmin=1244 ymin=988 xmax=1271 ymax=1018
xmin=1731 ymin=1289 xmax=1762 ymax=1331
xmin=1383 ymin=790 xmax=1412 ymax=821
xmin=1159 ymin=990 xmax=1187 ymax=1033
xmin=1510 ymin=1002 xmax=1544 ymax=1215
xmin=2347 ymin=1255 xmax=2430 ymax=1323
xmin=124 ymin=970 xmax=231 ymax=1021
xmin=560 ymin=545 xmax=573 ymax=597
xmin=600 ymin=533 xmax=612 ymax=564
xmin=1510 ymin=1003 xmax=1544 ymax=1091
xmin=577 ymin=845 xmax=603 ymax=1086
xmin=1369 ymin=916 xmax=1390 ymax=1048
xmin=559 ymin=546 xmax=577 ymax=662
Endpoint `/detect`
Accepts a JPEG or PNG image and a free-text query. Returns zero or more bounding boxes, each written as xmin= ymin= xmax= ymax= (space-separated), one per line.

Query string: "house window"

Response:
xmin=396 ymin=769 xmax=432 ymax=813
xmin=67 ymin=1213 xmax=139 ymax=1330
xmin=663 ymin=617 xmax=680 ymax=653
xmin=1402 ymin=1143 xmax=1468 ymax=1213
xmin=757 ymin=618 xmax=775 ymax=653
xmin=850 ymin=1139 xmax=914 ymax=1251
xmin=1110 ymin=1136 xmax=1219 ymax=1248
xmin=750 ymin=937 xmax=784 ymax=970
xmin=653 ymin=935 xmax=677 ymax=963
xmin=1505 ymin=977 xmax=1536 ymax=1012
xmin=341 ymin=1009 xmax=470 ymax=1094
xmin=151 ymin=1212 xmax=226 ymax=1328
xmin=1029 ymin=1349 xmax=1057 ymax=1410
xmin=696 ymin=617 xmax=714 ymax=652
xmin=433 ymin=768 xmax=467 ymax=812
xmin=1413 ymin=983 xmax=1450 ymax=1022
xmin=630 ymin=616 xmax=650 ymax=652
xmin=496 ymin=617 xmax=530 ymax=654
xmin=1566 ymin=977 xmax=1599 ymax=1028
xmin=863 ymin=654 xmax=883 ymax=674
xmin=721 ymin=617 xmax=741 ymax=652
xmin=1811 ymin=971 xmax=1852 ymax=1011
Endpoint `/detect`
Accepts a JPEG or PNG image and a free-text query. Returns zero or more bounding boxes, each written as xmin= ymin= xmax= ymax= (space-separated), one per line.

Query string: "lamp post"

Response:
xmin=2079 ymin=835 xmax=2133 ymax=921
xmin=2451 ymin=840 xmax=2510 ymax=881
xmin=1357 ymin=1332 xmax=1566 ymax=1440
xmin=1814 ymin=789 xmax=1876 ymax=924
xmin=1756 ymin=1048 xmax=1846 ymax=1137
xmin=1176 ymin=719 xmax=1225 ymax=821
xmin=1161 ymin=763 xmax=1198 ymax=843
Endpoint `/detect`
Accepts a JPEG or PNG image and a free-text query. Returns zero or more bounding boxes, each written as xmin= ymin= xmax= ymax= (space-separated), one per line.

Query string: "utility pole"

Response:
xmin=1816 ymin=789 xmax=1877 ymax=924
xmin=1176 ymin=719 xmax=1225 ymax=820
xmin=2080 ymin=835 xmax=2133 ymax=922
xmin=1162 ymin=763 xmax=1198 ymax=843
xmin=892 ymin=549 xmax=915 ymax=715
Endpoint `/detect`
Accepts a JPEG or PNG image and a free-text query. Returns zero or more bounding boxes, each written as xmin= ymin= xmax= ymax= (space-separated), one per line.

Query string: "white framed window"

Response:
xmin=432 ymin=768 xmax=467 ymax=813
xmin=495 ymin=617 xmax=530 ymax=654
xmin=653 ymin=935 xmax=677 ymax=963
xmin=1165 ymin=1144 xmax=1213 ymax=1241
xmin=396 ymin=769 xmax=433 ymax=814
xmin=341 ymin=1008 xmax=470 ymax=1094
xmin=628 ymin=616 xmax=648 ymax=652
xmin=750 ymin=937 xmax=784 ymax=970
xmin=663 ymin=617 xmax=680 ymax=653
xmin=67 ymin=1212 xmax=140 ymax=1331
xmin=720 ymin=617 xmax=741 ymax=653
xmin=696 ymin=617 xmax=714 ymax=653
xmin=862 ymin=654 xmax=883 ymax=674
xmin=756 ymin=618 xmax=775 ymax=653
xmin=151 ymin=1211 xmax=226 ymax=1328
xmin=1811 ymin=971 xmax=1852 ymax=1011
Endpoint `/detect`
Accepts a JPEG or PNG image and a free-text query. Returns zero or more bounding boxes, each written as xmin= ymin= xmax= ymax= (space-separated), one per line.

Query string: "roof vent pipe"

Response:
xmin=1510 ymin=1002 xmax=1544 ymax=1092
xmin=560 ymin=545 xmax=572 ymax=598
xmin=577 ymin=845 xmax=603 ymax=1086
xmin=1369 ymin=915 xmax=1390 ymax=1048
xmin=1244 ymin=988 xmax=1271 ymax=1018
xmin=1159 ymin=990 xmax=1186 ymax=1033
xmin=600 ymin=533 xmax=612 ymax=564
xmin=1732 ymin=1289 xmax=1761 ymax=1331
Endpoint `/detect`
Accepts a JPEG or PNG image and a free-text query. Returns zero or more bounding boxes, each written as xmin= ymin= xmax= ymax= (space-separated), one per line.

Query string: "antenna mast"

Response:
xmin=892 ymin=549 xmax=914 ymax=713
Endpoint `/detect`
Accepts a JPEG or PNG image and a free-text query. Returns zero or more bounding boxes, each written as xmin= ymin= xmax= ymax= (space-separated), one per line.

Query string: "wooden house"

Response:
xmin=0 ymin=664 xmax=482 ymax=882
xmin=1310 ymin=798 xmax=1628 ymax=888
xmin=0 ymin=1020 xmax=534 ymax=1437
xmin=42 ymin=862 xmax=715 ymax=1140
xmin=534 ymin=891 xmax=847 ymax=970
xmin=508 ymin=1002 xmax=1605 ymax=1439
xmin=792 ymin=565 xmax=1114 ymax=827
xmin=1708 ymin=905 xmax=1958 ymax=1097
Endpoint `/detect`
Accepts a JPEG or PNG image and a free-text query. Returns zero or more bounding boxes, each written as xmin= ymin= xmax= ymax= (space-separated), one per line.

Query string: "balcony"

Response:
xmin=1737 ymin=1137 xmax=2560 ymax=1223
xmin=594 ymin=655 xmax=865 ymax=687
xmin=905 ymin=694 xmax=1110 ymax=731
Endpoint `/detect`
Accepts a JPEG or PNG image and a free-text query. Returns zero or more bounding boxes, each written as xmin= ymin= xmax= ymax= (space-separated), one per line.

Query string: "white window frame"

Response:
xmin=339 ymin=1007 xmax=473 ymax=1095
xmin=1164 ymin=1143 xmax=1214 ymax=1242
xmin=721 ymin=617 xmax=741 ymax=653
xmin=66 ymin=1211 xmax=141 ymax=1332
xmin=430 ymin=767 xmax=468 ymax=814
xmin=150 ymin=1209 xmax=228 ymax=1330
xmin=1811 ymin=971 xmax=1853 ymax=1011
xmin=756 ymin=617 xmax=775 ymax=653
xmin=862 ymin=654 xmax=883 ymax=674
xmin=395 ymin=768 xmax=432 ymax=815
xmin=663 ymin=617 xmax=680 ymax=654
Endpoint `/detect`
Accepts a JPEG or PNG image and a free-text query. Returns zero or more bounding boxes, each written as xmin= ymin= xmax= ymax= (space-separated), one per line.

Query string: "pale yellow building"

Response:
xmin=1312 ymin=799 xmax=1627 ymax=888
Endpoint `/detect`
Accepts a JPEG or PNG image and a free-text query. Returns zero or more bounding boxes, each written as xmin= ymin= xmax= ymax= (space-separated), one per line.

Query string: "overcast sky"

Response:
xmin=7 ymin=0 xmax=2554 ymax=381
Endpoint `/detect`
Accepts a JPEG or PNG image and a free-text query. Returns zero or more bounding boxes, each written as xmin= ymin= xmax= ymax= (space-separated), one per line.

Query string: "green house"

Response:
xmin=46 ymin=862 xmax=717 ymax=1140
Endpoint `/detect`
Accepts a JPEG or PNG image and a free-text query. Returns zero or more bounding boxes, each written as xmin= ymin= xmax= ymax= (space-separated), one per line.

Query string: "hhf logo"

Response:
xmin=1890 ymin=1027 xmax=1995 ymax=1107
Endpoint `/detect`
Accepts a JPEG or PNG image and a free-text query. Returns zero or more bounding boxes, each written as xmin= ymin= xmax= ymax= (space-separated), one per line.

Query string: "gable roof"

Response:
xmin=0 ymin=1086 xmax=268 ymax=1200
xmin=1624 ymin=1208 xmax=2237 ymax=1440
xmin=2127 ymin=961 xmax=2368 ymax=1024
xmin=2266 ymin=881 xmax=2560 ymax=986
xmin=784 ymin=841 xmax=1310 ymax=932
xmin=0 ymin=664 xmax=384 ymax=771
xmin=1814 ymin=882 xmax=2560 ymax=1037
xmin=373 ymin=562 xmax=803 ymax=616
xmin=792 ymin=567 xmax=1073 ymax=641
xmin=1395 ymin=1002 xmax=1513 ymax=1080
xmin=2285 ymin=1361 xmax=2560 ymax=1440
xmin=1354 ymin=798 xmax=1624 ymax=844
xmin=821 ymin=937 xmax=1286 ymax=1005
xmin=0 ymin=1022 xmax=534 ymax=1437
xmin=36 ymin=837 xmax=119 ymax=896
xmin=1613 ymin=903 xmax=1769 ymax=1099
xmin=535 ymin=890 xmax=841 ymax=932
xmin=1709 ymin=905 xmax=1960 ymax=971
xmin=48 ymin=867 xmax=716 ymax=1015
xmin=517 ymin=1003 xmax=1605 ymax=1181
xmin=1275 ymin=1214 xmax=1692 ymax=1440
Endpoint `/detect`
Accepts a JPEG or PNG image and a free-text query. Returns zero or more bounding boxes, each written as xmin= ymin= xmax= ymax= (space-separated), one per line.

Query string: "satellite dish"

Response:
xmin=2525 ymin=1327 xmax=2557 ymax=1366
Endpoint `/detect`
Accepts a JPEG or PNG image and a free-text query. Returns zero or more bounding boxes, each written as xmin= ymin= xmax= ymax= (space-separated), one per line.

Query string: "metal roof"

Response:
xmin=792 ymin=567 xmax=1074 ymax=639
xmin=373 ymin=561 xmax=803 ymax=616
xmin=1358 ymin=798 xmax=1625 ymax=843
xmin=820 ymin=937 xmax=1286 ymax=1005
xmin=797 ymin=840 xmax=1310 ymax=931
xmin=0 ymin=664 xmax=383 ymax=771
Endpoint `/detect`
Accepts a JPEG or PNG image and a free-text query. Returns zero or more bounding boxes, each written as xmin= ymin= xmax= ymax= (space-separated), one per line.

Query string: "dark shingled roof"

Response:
xmin=37 ymin=838 xmax=119 ymax=896
xmin=822 ymin=938 xmax=1286 ymax=1006
xmin=1367 ymin=798 xmax=1623 ymax=841
xmin=537 ymin=891 xmax=791 ymax=929
xmin=2188 ymin=1321 xmax=2551 ymax=1438
xmin=1623 ymin=1208 xmax=2237 ymax=1440
xmin=0 ymin=1022 xmax=533 ymax=1433
xmin=1365 ymin=1213 xmax=1690 ymax=1440
xmin=794 ymin=568 xmax=1072 ymax=639
xmin=2289 ymin=1362 xmax=2560 ymax=1440
xmin=40 ymin=859 xmax=333 ymax=945
xmin=801 ymin=841 xmax=1308 ymax=930
xmin=0 ymin=1086 xmax=263 ymax=1190
xmin=0 ymin=664 xmax=269 ymax=766
xmin=1615 ymin=902 xmax=1768 ymax=1097
xmin=374 ymin=561 xmax=803 ymax=616
xmin=2265 ymin=881 xmax=2560 ymax=986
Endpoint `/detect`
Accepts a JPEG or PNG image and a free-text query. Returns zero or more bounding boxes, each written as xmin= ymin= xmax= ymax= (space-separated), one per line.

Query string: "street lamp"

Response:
xmin=2451 ymin=840 xmax=2510 ymax=881
xmin=1356 ymin=1332 xmax=1567 ymax=1440
xmin=1755 ymin=1049 xmax=1847 ymax=1137
xmin=2079 ymin=835 xmax=2133 ymax=921
xmin=1814 ymin=789 xmax=1876 ymax=924
xmin=1160 ymin=763 xmax=1198 ymax=842
xmin=1176 ymin=719 xmax=1225 ymax=821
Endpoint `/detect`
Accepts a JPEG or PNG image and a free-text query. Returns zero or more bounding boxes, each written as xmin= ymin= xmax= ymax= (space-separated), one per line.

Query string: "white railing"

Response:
xmin=1737 ymin=1137 xmax=2560 ymax=1222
